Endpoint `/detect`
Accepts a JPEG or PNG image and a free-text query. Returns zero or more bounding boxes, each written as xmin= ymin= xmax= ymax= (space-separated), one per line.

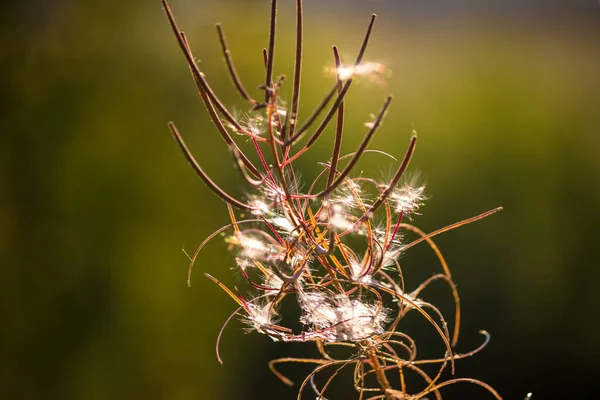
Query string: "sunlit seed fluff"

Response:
xmin=324 ymin=203 xmax=355 ymax=231
xmin=349 ymin=256 xmax=372 ymax=284
xmin=328 ymin=61 xmax=386 ymax=81
xmin=390 ymin=184 xmax=426 ymax=214
xmin=229 ymin=233 xmax=284 ymax=262
xmin=330 ymin=180 xmax=363 ymax=210
xmin=235 ymin=257 xmax=252 ymax=271
xmin=331 ymin=193 xmax=357 ymax=209
xmin=276 ymin=106 xmax=287 ymax=117
xmin=243 ymin=301 xmax=277 ymax=334
xmin=263 ymin=185 xmax=286 ymax=202
xmin=268 ymin=215 xmax=297 ymax=235
xmin=381 ymin=248 xmax=402 ymax=268
xmin=263 ymin=272 xmax=285 ymax=291
xmin=367 ymin=230 xmax=402 ymax=268
xmin=250 ymin=198 xmax=271 ymax=216
xmin=298 ymin=292 xmax=389 ymax=342
xmin=239 ymin=113 xmax=266 ymax=137
xmin=245 ymin=120 xmax=263 ymax=137
xmin=373 ymin=226 xmax=402 ymax=245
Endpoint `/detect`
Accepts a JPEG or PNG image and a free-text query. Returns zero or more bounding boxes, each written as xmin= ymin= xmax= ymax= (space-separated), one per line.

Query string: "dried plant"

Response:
xmin=161 ymin=0 xmax=515 ymax=398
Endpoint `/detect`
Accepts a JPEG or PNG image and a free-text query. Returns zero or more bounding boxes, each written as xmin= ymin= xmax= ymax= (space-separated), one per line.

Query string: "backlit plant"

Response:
xmin=161 ymin=0 xmax=510 ymax=398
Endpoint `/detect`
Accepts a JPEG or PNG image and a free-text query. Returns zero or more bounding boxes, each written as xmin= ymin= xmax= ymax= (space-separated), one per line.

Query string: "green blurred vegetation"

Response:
xmin=2 ymin=0 xmax=599 ymax=398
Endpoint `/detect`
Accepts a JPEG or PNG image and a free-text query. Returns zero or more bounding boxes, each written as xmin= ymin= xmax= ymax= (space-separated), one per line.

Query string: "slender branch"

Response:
xmin=358 ymin=135 xmax=417 ymax=223
xmin=216 ymin=23 xmax=257 ymax=104
xmin=162 ymin=1 xmax=261 ymax=178
xmin=317 ymin=95 xmax=393 ymax=197
xmin=401 ymin=207 xmax=504 ymax=252
xmin=265 ymin=0 xmax=278 ymax=103
xmin=285 ymin=13 xmax=377 ymax=147
xmin=326 ymin=45 xmax=344 ymax=190
xmin=286 ymin=0 xmax=304 ymax=142
xmin=168 ymin=122 xmax=255 ymax=211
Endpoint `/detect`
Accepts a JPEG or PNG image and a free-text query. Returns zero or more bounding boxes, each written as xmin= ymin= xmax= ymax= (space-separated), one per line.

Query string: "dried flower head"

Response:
xmin=161 ymin=0 xmax=515 ymax=398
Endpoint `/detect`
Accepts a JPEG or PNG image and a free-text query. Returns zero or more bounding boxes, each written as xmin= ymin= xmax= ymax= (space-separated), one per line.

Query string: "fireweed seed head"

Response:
xmin=162 ymin=0 xmax=507 ymax=397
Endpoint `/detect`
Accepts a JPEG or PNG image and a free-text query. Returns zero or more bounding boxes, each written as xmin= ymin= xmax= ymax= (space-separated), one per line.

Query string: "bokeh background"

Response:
xmin=2 ymin=0 xmax=599 ymax=398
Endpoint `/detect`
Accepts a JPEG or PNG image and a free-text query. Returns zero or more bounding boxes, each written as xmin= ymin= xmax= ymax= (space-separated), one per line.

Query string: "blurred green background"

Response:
xmin=2 ymin=0 xmax=599 ymax=398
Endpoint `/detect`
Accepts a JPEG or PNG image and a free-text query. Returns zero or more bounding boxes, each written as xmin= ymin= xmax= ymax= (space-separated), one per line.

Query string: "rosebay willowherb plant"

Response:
xmin=161 ymin=0 xmax=515 ymax=398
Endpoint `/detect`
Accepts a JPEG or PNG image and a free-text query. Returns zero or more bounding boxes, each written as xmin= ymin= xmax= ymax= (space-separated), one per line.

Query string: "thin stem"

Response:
xmin=231 ymin=148 xmax=265 ymax=186
xmin=367 ymin=349 xmax=394 ymax=400
xmin=317 ymin=95 xmax=393 ymax=197
xmin=265 ymin=0 xmax=277 ymax=103
xmin=161 ymin=3 xmax=262 ymax=178
xmin=162 ymin=0 xmax=241 ymax=128
xmin=216 ymin=23 xmax=257 ymax=104
xmin=285 ymin=13 xmax=377 ymax=147
xmin=402 ymin=223 xmax=461 ymax=347
xmin=401 ymin=207 xmax=504 ymax=252
xmin=358 ymin=135 xmax=417 ymax=223
xmin=326 ymin=45 xmax=344 ymax=190
xmin=168 ymin=122 xmax=255 ymax=211
xmin=286 ymin=0 xmax=303 ymax=141
xmin=286 ymin=83 xmax=338 ymax=147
